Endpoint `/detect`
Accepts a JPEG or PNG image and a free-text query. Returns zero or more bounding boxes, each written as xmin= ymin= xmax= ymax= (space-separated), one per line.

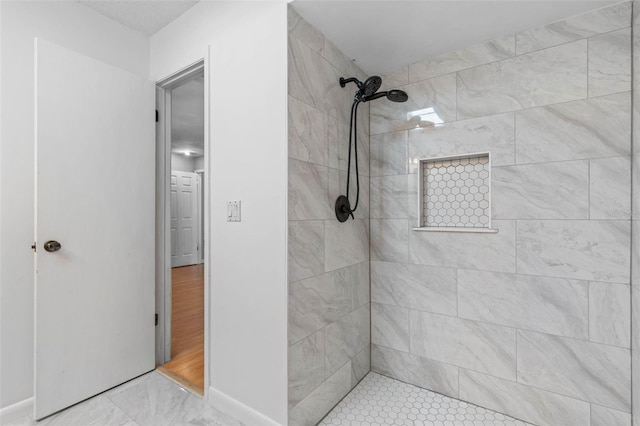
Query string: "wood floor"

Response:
xmin=157 ymin=264 xmax=204 ymax=395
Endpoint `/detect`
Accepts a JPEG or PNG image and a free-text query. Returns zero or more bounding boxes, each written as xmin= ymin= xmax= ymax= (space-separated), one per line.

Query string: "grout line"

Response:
xmin=370 ymin=258 xmax=629 ymax=285
xmin=588 ymin=281 xmax=592 ymax=342
xmin=629 ymin=5 xmax=636 ymax=426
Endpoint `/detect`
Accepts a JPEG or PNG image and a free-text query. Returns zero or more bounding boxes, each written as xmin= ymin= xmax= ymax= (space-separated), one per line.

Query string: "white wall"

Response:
xmin=171 ymin=153 xmax=197 ymax=172
xmin=151 ymin=2 xmax=288 ymax=424
xmin=0 ymin=1 xmax=149 ymax=409
xmin=194 ymin=156 xmax=205 ymax=171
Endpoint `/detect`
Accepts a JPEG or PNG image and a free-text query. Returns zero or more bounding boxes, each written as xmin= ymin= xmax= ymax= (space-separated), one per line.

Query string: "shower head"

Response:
xmin=387 ymin=89 xmax=408 ymax=102
xmin=363 ymin=89 xmax=409 ymax=103
xmin=361 ymin=76 xmax=382 ymax=97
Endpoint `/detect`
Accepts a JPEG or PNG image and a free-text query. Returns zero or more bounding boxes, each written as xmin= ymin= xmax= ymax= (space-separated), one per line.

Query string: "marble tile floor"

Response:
xmin=4 ymin=371 xmax=243 ymax=426
xmin=319 ymin=373 xmax=533 ymax=426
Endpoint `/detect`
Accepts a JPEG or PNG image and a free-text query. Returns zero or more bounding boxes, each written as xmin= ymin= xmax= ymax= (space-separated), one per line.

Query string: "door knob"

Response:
xmin=43 ymin=240 xmax=61 ymax=252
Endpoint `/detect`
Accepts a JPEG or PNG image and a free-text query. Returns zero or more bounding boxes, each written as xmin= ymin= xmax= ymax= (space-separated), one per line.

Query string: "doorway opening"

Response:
xmin=155 ymin=61 xmax=207 ymax=395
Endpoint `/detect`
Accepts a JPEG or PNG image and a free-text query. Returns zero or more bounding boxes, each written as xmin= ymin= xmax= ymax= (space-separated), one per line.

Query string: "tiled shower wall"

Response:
xmin=632 ymin=2 xmax=640 ymax=426
xmin=369 ymin=3 xmax=633 ymax=425
xmin=287 ymin=8 xmax=371 ymax=426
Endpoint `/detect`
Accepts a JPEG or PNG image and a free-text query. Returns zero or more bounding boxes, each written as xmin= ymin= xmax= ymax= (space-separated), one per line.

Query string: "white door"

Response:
xmin=34 ymin=38 xmax=155 ymax=420
xmin=170 ymin=171 xmax=199 ymax=267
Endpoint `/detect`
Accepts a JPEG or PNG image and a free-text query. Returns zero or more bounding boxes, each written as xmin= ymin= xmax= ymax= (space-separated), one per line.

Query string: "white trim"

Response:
xmin=203 ymin=46 xmax=211 ymax=399
xmin=155 ymin=58 xmax=208 ymax=392
xmin=0 ymin=398 xmax=34 ymax=424
xmin=207 ymin=386 xmax=283 ymax=426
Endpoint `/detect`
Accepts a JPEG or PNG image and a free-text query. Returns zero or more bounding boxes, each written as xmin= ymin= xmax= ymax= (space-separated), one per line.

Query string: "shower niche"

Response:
xmin=416 ymin=152 xmax=498 ymax=233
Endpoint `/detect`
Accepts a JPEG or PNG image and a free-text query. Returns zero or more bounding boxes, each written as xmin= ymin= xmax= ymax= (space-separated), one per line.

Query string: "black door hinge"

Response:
xmin=155 ymin=313 xmax=158 ymax=326
xmin=155 ymin=109 xmax=159 ymax=123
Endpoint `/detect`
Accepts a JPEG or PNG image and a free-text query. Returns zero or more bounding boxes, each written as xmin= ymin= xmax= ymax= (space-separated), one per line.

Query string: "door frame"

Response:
xmin=194 ymin=169 xmax=205 ymax=265
xmin=155 ymin=58 xmax=209 ymax=396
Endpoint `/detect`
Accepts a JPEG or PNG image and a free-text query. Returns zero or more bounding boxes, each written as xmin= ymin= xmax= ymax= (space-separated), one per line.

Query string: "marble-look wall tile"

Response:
xmin=633 ymin=154 xmax=640 ymax=222
xmin=370 ymin=131 xmax=408 ymax=177
xmin=380 ymin=66 xmax=409 ymax=91
xmin=288 ymin=96 xmax=328 ymax=166
xmin=457 ymin=40 xmax=587 ymax=119
xmin=288 ymin=362 xmax=352 ymax=426
xmin=589 ymin=28 xmax=631 ymax=97
xmin=410 ymin=311 xmax=516 ymax=380
xmin=407 ymin=113 xmax=515 ymax=170
xmin=633 ymin=4 xmax=640 ymax=423
xmin=492 ymin=160 xmax=589 ymax=219
xmin=370 ymin=219 xmax=409 ymax=263
xmin=288 ymin=269 xmax=352 ymax=345
xmin=330 ymin=114 xmax=369 ymax=178
xmin=515 ymin=92 xmax=631 ymax=164
xmin=371 ymin=344 xmax=459 ymax=398
xmin=287 ymin=6 xmax=301 ymax=33
xmin=288 ymin=331 xmax=325 ymax=408
xmin=288 ymin=10 xmax=370 ymax=425
xmin=407 ymin=173 xmax=419 ymax=223
xmin=370 ymin=73 xmax=457 ymax=135
xmin=371 ymin=261 xmax=457 ymax=316
xmin=327 ymin=114 xmax=349 ymax=171
xmin=288 ymin=220 xmax=324 ymax=282
xmin=591 ymin=404 xmax=631 ymax=426
xmin=517 ymin=330 xmax=631 ymax=411
xmin=351 ymin=345 xmax=370 ymax=387
xmin=371 ymin=303 xmax=409 ymax=352
xmin=634 ymin=282 xmax=640 ymax=426
xmin=342 ymin=261 xmax=369 ymax=309
xmin=590 ymin=156 xmax=632 ymax=220
xmin=516 ymin=220 xmax=631 ymax=283
xmin=515 ymin=2 xmax=631 ymax=55
xmin=589 ymin=282 xmax=630 ymax=347
xmin=288 ymin=7 xmax=324 ymax=54
xmin=325 ymin=305 xmax=370 ymax=377
xmin=322 ymin=38 xmax=362 ymax=81
xmin=370 ymin=175 xmax=409 ymax=219
xmin=409 ymin=36 xmax=515 ymax=82
xmin=336 ymin=169 xmax=369 ymax=220
xmin=409 ymin=220 xmax=516 ymax=272
xmin=288 ymin=34 xmax=352 ymax=124
xmin=289 ymin=158 xmax=330 ymax=220
xmin=325 ymin=219 xmax=368 ymax=271
xmin=459 ymin=369 xmax=590 ymax=426
xmin=458 ymin=269 xmax=588 ymax=339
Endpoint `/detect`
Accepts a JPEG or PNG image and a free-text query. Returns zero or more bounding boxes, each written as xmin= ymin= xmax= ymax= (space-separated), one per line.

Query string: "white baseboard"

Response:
xmin=207 ymin=386 xmax=283 ymax=426
xmin=0 ymin=397 xmax=33 ymax=424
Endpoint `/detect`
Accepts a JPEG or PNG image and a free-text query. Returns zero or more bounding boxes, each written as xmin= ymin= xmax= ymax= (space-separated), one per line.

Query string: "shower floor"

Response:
xmin=319 ymin=372 xmax=532 ymax=426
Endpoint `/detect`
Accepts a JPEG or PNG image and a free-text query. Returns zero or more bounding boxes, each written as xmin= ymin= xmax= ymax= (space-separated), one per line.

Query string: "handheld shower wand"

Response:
xmin=335 ymin=76 xmax=408 ymax=222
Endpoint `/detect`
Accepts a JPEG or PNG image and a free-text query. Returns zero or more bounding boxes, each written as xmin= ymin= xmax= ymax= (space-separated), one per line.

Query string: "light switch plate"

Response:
xmin=227 ymin=200 xmax=241 ymax=222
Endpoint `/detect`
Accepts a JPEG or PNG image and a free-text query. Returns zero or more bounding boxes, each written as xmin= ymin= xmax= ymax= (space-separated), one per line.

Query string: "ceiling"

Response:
xmin=171 ymin=75 xmax=205 ymax=158
xmin=78 ymin=0 xmax=199 ymax=35
xmin=291 ymin=0 xmax=619 ymax=75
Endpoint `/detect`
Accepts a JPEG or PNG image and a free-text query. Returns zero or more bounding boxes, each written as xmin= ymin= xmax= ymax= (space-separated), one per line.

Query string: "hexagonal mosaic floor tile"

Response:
xmin=319 ymin=373 xmax=532 ymax=426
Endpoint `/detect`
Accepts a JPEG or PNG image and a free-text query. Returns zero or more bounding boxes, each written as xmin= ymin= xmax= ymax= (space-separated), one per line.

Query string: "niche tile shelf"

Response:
xmin=416 ymin=153 xmax=498 ymax=233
